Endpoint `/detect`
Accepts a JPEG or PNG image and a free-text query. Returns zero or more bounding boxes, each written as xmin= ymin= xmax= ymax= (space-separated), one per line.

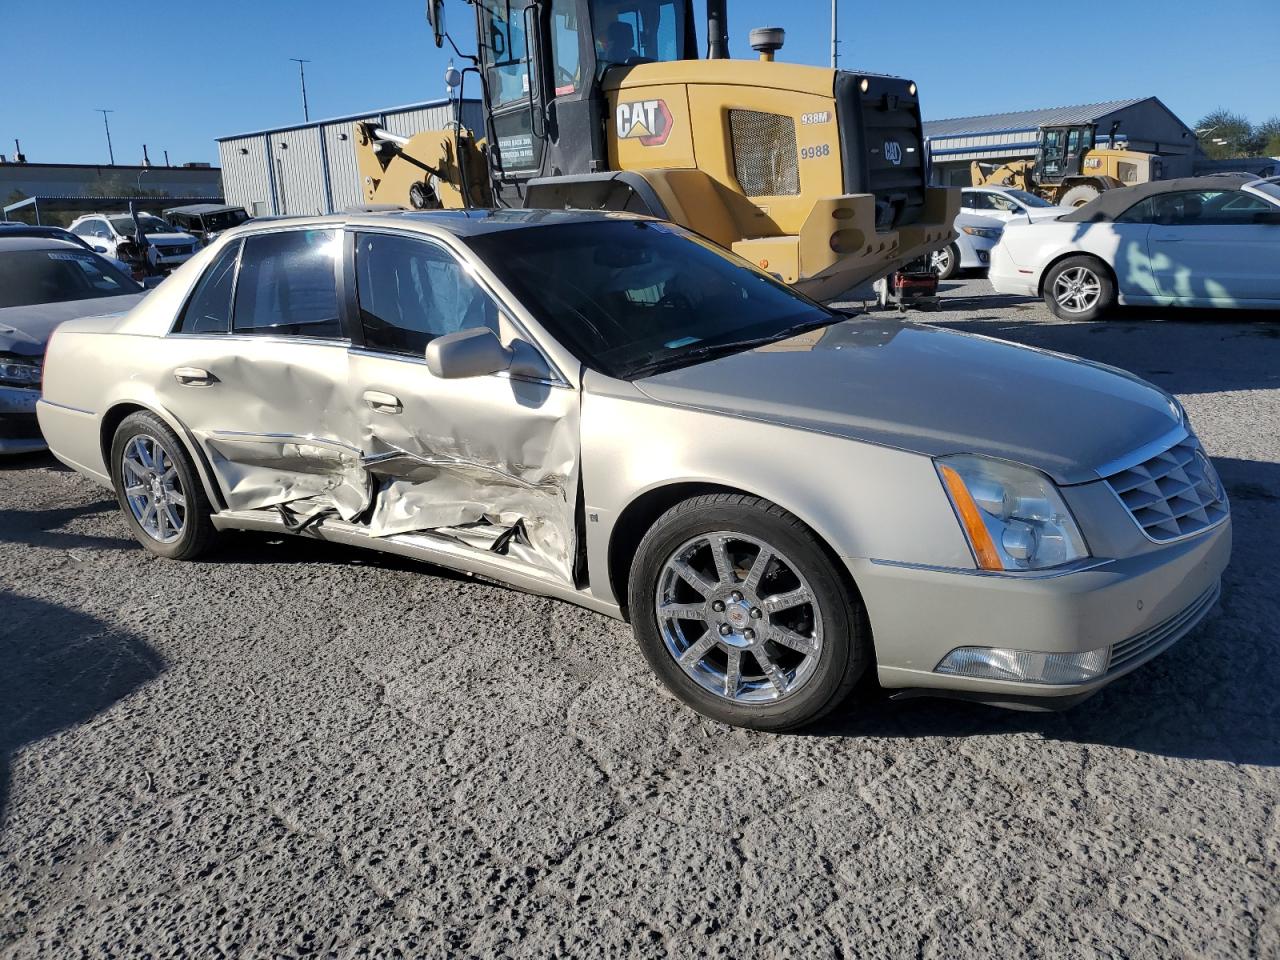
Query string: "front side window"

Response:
xmin=468 ymin=219 xmax=835 ymax=380
xmin=354 ymin=233 xmax=501 ymax=357
xmin=0 ymin=249 xmax=141 ymax=308
xmin=232 ymin=230 xmax=343 ymax=338
xmin=176 ymin=241 xmax=241 ymax=334
xmin=549 ymin=0 xmax=581 ymax=95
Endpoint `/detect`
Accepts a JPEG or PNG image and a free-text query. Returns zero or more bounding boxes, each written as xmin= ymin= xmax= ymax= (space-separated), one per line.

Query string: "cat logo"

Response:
xmin=615 ymin=99 xmax=673 ymax=146
xmin=883 ymin=139 xmax=903 ymax=166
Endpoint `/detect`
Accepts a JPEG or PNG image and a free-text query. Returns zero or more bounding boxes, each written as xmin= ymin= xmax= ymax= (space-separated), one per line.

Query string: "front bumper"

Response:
xmin=850 ymin=517 xmax=1231 ymax=708
xmin=0 ymin=385 xmax=47 ymax=454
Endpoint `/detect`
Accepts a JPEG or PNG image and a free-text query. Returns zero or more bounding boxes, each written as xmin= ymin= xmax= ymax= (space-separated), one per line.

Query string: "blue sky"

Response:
xmin=1 ymin=0 xmax=1275 ymax=166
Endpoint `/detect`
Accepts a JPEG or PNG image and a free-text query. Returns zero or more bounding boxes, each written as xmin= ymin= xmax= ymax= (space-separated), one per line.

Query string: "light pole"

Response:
xmin=290 ymin=58 xmax=312 ymax=123
xmin=96 ymin=108 xmax=115 ymax=165
xmin=830 ymin=0 xmax=839 ymax=68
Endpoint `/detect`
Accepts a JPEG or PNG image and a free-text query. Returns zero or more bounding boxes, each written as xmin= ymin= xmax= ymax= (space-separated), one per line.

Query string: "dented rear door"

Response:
xmin=343 ymin=230 xmax=581 ymax=583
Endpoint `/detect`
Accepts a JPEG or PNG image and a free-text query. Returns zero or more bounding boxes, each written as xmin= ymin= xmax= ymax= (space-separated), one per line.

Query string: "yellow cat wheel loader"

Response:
xmin=970 ymin=122 xmax=1166 ymax=207
xmin=354 ymin=0 xmax=957 ymax=299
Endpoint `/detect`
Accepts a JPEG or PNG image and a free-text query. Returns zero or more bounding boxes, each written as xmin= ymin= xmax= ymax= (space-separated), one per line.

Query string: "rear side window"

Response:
xmin=232 ymin=229 xmax=343 ymax=338
xmin=176 ymin=241 xmax=240 ymax=334
xmin=354 ymin=233 xmax=501 ymax=357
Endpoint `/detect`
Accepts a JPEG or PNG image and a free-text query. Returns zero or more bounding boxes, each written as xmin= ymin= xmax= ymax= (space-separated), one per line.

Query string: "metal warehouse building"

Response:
xmin=924 ymin=97 xmax=1201 ymax=186
xmin=217 ymin=97 xmax=483 ymax=217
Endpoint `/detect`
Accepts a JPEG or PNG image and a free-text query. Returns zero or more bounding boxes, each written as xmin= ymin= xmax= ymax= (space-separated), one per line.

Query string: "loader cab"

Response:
xmin=474 ymin=0 xmax=697 ymax=194
xmin=1036 ymin=125 xmax=1095 ymax=185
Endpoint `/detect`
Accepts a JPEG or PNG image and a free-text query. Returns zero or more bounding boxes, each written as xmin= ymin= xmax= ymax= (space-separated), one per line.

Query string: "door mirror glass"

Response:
xmin=426 ymin=327 xmax=513 ymax=379
xmin=425 ymin=0 xmax=446 ymax=48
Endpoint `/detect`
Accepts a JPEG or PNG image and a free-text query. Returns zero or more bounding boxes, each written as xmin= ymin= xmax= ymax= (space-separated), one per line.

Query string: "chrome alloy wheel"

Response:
xmin=655 ymin=532 xmax=824 ymax=703
xmin=1052 ymin=265 xmax=1102 ymax=314
xmin=121 ymin=434 xmax=187 ymax=543
xmin=930 ymin=247 xmax=953 ymax=275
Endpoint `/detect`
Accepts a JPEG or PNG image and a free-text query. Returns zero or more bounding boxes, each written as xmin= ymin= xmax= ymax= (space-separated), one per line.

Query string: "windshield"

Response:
xmin=1004 ymin=189 xmax=1054 ymax=208
xmin=468 ymin=219 xmax=837 ymax=380
xmin=591 ymin=0 xmax=684 ymax=71
xmin=1250 ymin=180 xmax=1280 ymax=204
xmin=0 ymin=248 xmax=141 ymax=308
xmin=109 ymin=214 xmax=175 ymax=236
xmin=199 ymin=209 xmax=250 ymax=232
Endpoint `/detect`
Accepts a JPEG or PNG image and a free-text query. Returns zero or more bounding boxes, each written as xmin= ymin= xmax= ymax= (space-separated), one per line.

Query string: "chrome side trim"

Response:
xmin=206 ymin=430 xmax=363 ymax=455
xmin=868 ymin=556 xmax=1115 ymax=580
xmin=36 ymin=398 xmax=95 ymax=417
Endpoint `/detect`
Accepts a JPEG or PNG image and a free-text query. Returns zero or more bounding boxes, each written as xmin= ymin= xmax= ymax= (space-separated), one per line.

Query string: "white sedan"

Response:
xmin=960 ymin=186 xmax=1071 ymax=223
xmin=990 ymin=174 xmax=1280 ymax=320
xmin=929 ymin=212 xmax=1004 ymax=280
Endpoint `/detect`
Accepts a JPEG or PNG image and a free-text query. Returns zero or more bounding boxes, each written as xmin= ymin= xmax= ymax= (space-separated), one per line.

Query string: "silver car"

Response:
xmin=36 ymin=211 xmax=1231 ymax=729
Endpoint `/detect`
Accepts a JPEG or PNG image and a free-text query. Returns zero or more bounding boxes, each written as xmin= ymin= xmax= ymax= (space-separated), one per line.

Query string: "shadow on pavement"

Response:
xmin=0 ymin=591 xmax=164 ymax=822
xmin=815 ymin=456 xmax=1280 ymax=767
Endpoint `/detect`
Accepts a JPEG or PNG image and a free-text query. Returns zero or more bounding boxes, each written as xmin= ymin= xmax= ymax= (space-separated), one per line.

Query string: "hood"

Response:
xmin=632 ymin=319 xmax=1182 ymax=485
xmin=147 ymin=232 xmax=197 ymax=246
xmin=1026 ymin=206 xmax=1072 ymax=221
xmin=0 ymin=294 xmax=145 ymax=356
xmin=955 ymin=212 xmax=1005 ymax=230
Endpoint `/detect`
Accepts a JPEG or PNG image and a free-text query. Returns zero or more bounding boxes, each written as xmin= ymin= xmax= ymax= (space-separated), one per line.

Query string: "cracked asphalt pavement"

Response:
xmin=2 ymin=277 xmax=1279 ymax=958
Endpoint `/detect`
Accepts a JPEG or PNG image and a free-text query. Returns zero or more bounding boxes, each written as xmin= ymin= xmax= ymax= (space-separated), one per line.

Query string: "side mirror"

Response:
xmin=1253 ymin=210 xmax=1280 ymax=225
xmin=426 ymin=327 xmax=512 ymax=379
xmin=425 ymin=0 xmax=445 ymax=48
xmin=142 ymin=276 xmax=164 ymax=290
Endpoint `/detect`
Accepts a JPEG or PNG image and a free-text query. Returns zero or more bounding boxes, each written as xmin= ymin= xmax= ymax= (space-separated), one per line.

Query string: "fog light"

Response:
xmin=935 ymin=645 xmax=1110 ymax=684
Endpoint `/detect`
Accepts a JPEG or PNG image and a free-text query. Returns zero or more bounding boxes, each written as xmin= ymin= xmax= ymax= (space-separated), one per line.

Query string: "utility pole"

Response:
xmin=290 ymin=59 xmax=312 ymax=123
xmin=830 ymin=0 xmax=839 ymax=68
xmin=96 ymin=108 xmax=115 ymax=165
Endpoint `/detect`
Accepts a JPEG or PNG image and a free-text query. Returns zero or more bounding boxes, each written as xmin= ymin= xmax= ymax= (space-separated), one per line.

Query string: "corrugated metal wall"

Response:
xmin=219 ymin=99 xmax=486 ymax=217
xmin=217 ymin=136 xmax=274 ymax=216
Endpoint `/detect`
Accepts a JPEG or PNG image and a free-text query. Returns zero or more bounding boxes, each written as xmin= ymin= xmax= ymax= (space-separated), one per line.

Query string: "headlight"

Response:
xmin=960 ymin=225 xmax=1003 ymax=240
xmin=936 ymin=455 xmax=1088 ymax=571
xmin=0 ymin=354 xmax=42 ymax=388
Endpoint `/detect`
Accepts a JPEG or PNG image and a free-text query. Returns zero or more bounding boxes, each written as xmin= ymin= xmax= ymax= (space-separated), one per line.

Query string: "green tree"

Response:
xmin=1195 ymin=109 xmax=1257 ymax=159
xmin=1256 ymin=117 xmax=1280 ymax=157
xmin=86 ymin=173 xmax=168 ymax=199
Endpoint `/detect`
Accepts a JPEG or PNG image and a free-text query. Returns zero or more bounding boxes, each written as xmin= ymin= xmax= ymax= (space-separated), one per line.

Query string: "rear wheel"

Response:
xmin=1043 ymin=255 xmax=1115 ymax=322
xmin=1060 ymin=183 xmax=1101 ymax=208
xmin=110 ymin=411 xmax=217 ymax=560
xmin=930 ymin=242 xmax=960 ymax=280
xmin=628 ymin=494 xmax=870 ymax=731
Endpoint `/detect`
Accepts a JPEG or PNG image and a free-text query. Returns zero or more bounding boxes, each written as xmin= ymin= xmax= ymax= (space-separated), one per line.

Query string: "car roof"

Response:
xmin=0 ymin=236 xmax=86 ymax=251
xmin=0 ymin=223 xmax=71 ymax=232
xmin=1060 ymin=174 xmax=1262 ymax=222
xmin=237 ymin=207 xmax=653 ymax=240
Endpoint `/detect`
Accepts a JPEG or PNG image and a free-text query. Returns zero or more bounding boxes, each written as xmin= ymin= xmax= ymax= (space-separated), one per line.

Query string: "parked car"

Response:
xmin=38 ymin=211 xmax=1230 ymax=729
xmin=69 ymin=212 xmax=199 ymax=274
xmin=930 ymin=212 xmax=1004 ymax=280
xmin=961 ymin=186 xmax=1071 ymax=223
xmin=0 ymin=222 xmax=138 ymax=278
xmin=991 ymin=174 xmax=1280 ymax=320
xmin=163 ymin=204 xmax=252 ymax=247
xmin=0 ymin=237 xmax=145 ymax=454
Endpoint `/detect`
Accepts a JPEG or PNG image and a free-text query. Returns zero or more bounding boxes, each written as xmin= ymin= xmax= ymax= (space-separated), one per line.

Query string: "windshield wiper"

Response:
xmin=623 ymin=316 xmax=838 ymax=380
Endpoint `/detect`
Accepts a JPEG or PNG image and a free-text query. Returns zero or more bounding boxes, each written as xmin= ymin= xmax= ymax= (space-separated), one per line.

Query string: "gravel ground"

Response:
xmin=2 ymin=277 xmax=1279 ymax=958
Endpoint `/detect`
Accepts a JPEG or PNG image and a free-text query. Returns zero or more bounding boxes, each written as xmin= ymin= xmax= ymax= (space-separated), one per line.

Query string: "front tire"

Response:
xmin=628 ymin=494 xmax=870 ymax=731
xmin=931 ymin=242 xmax=960 ymax=281
xmin=110 ymin=411 xmax=217 ymax=560
xmin=1043 ymin=255 xmax=1115 ymax=321
xmin=1059 ymin=183 xmax=1101 ymax=208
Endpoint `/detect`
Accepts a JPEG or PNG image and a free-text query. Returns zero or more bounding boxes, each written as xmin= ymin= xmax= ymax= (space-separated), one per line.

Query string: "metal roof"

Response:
xmin=924 ymin=98 xmax=1151 ymax=139
xmin=216 ymin=96 xmax=482 ymax=142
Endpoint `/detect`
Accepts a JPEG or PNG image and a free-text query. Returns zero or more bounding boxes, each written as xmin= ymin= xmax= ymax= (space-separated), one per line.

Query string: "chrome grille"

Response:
xmin=1108 ymin=582 xmax=1219 ymax=673
xmin=729 ymin=110 xmax=800 ymax=198
xmin=1102 ymin=435 xmax=1228 ymax=542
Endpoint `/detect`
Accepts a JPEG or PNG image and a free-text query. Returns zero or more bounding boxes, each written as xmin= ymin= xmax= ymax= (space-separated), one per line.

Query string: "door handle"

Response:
xmin=173 ymin=366 xmax=218 ymax=386
xmin=362 ymin=389 xmax=403 ymax=414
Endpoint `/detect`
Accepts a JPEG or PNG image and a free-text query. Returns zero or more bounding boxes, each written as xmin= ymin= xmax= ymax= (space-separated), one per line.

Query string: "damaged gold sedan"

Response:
xmin=38 ymin=210 xmax=1228 ymax=730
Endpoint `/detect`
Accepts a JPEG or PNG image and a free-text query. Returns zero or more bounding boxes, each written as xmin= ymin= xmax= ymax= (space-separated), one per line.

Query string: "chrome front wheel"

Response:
xmin=655 ymin=531 xmax=824 ymax=704
xmin=121 ymin=434 xmax=187 ymax=543
xmin=1051 ymin=265 xmax=1102 ymax=314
